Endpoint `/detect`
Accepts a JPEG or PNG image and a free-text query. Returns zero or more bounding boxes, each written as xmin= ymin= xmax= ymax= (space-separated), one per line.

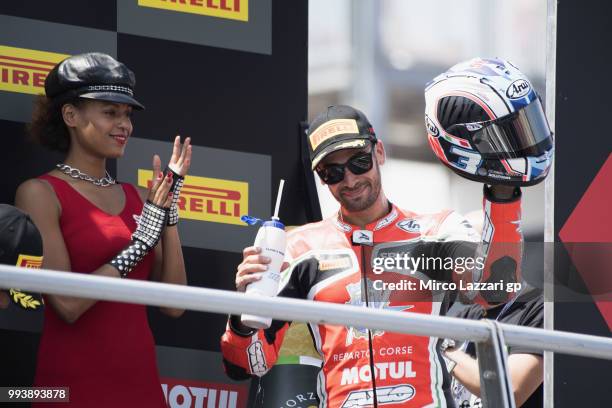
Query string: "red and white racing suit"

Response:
xmin=221 ymin=188 xmax=522 ymax=408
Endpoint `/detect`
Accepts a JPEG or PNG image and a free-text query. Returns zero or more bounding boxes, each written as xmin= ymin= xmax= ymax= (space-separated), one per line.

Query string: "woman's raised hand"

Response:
xmin=168 ymin=136 xmax=192 ymax=177
xmin=148 ymin=154 xmax=173 ymax=207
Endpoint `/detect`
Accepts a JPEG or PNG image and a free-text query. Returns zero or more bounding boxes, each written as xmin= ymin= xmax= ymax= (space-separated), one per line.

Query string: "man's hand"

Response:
xmin=232 ymin=247 xmax=288 ymax=334
xmin=236 ymin=246 xmax=270 ymax=292
xmin=236 ymin=246 xmax=289 ymax=292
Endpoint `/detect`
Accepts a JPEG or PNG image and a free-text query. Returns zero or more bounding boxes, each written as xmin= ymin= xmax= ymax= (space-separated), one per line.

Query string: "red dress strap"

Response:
xmin=37 ymin=173 xmax=76 ymax=217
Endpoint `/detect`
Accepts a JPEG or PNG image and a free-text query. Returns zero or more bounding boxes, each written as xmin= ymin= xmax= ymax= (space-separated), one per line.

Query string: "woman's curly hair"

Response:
xmin=28 ymin=95 xmax=84 ymax=153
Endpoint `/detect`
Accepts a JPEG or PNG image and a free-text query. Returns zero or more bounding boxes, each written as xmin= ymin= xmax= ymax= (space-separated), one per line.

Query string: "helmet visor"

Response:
xmin=459 ymin=99 xmax=553 ymax=159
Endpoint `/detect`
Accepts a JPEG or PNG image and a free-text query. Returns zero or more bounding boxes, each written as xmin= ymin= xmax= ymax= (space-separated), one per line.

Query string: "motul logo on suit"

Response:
xmin=340 ymin=360 xmax=417 ymax=385
xmin=161 ymin=378 xmax=247 ymax=408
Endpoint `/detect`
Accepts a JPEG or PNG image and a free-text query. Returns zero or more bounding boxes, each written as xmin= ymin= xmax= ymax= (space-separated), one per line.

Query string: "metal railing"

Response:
xmin=2 ymin=264 xmax=612 ymax=407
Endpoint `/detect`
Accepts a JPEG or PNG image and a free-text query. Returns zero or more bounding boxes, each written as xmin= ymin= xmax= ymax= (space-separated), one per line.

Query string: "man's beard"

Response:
xmin=334 ymin=172 xmax=382 ymax=213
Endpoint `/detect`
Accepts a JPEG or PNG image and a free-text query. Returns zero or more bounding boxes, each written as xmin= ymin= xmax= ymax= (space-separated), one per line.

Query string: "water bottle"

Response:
xmin=241 ymin=218 xmax=286 ymax=329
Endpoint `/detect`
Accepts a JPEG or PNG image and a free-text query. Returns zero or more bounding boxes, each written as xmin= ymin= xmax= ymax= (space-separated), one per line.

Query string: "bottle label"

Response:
xmin=264 ymin=247 xmax=285 ymax=257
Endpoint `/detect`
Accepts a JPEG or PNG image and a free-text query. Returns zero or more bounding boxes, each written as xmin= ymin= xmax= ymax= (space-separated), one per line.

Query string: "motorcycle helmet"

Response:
xmin=424 ymin=57 xmax=553 ymax=186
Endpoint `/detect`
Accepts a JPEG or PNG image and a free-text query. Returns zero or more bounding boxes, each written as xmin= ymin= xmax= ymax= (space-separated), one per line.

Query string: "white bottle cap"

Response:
xmin=241 ymin=314 xmax=272 ymax=329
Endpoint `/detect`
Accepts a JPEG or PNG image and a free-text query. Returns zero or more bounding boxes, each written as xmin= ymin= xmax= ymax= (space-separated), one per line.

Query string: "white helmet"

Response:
xmin=424 ymin=57 xmax=554 ymax=186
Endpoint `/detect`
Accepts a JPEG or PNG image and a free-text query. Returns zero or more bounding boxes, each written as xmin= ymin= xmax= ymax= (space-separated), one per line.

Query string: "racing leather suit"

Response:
xmin=221 ymin=187 xmax=522 ymax=408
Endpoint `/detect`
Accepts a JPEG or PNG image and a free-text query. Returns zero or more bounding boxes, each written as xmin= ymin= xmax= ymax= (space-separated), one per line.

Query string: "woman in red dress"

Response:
xmin=15 ymin=53 xmax=191 ymax=407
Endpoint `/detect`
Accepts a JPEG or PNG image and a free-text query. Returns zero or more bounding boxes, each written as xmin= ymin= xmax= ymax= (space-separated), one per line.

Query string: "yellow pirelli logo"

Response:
xmin=309 ymin=119 xmax=359 ymax=151
xmin=138 ymin=0 xmax=248 ymax=22
xmin=16 ymin=254 xmax=43 ymax=269
xmin=0 ymin=45 xmax=69 ymax=95
xmin=138 ymin=169 xmax=248 ymax=226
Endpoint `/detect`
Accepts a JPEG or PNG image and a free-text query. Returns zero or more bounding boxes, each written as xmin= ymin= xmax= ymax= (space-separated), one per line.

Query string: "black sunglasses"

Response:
xmin=316 ymin=149 xmax=375 ymax=185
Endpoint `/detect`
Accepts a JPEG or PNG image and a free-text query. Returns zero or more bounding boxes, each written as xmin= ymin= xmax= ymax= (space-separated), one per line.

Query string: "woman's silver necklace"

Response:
xmin=56 ymin=163 xmax=116 ymax=187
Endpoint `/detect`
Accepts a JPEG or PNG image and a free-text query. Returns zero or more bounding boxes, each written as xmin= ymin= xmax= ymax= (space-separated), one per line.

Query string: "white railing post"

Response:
xmin=476 ymin=320 xmax=516 ymax=408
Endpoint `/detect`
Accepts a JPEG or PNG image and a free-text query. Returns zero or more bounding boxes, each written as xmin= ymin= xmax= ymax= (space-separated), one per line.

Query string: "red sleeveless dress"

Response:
xmin=33 ymin=174 xmax=167 ymax=408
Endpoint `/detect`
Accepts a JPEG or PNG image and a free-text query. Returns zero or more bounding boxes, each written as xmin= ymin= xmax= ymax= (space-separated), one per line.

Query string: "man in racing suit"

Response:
xmin=221 ymin=105 xmax=522 ymax=408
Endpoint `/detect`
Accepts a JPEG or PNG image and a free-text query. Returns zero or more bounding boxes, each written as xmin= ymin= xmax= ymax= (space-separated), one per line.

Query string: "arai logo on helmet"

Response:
xmin=506 ymin=79 xmax=531 ymax=99
xmin=425 ymin=115 xmax=439 ymax=136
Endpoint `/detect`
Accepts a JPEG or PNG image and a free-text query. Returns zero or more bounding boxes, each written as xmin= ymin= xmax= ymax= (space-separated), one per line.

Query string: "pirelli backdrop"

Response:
xmin=0 ymin=1 xmax=308 ymax=406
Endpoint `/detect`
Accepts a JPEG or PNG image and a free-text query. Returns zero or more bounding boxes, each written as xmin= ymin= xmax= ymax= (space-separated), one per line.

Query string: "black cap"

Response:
xmin=44 ymin=52 xmax=145 ymax=110
xmin=0 ymin=205 xmax=43 ymax=268
xmin=0 ymin=205 xmax=45 ymax=311
xmin=307 ymin=105 xmax=377 ymax=169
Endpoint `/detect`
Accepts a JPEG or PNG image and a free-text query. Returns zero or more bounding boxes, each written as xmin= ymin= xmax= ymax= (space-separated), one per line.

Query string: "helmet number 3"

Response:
xmin=450 ymin=146 xmax=482 ymax=174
